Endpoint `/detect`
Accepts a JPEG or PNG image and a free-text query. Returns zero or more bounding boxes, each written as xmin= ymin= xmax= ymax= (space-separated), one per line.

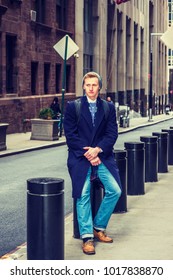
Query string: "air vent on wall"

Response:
xmin=30 ymin=10 xmax=36 ymax=22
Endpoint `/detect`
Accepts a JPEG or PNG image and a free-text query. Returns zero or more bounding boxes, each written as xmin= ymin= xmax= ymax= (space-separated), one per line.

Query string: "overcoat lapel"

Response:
xmin=80 ymin=97 xmax=93 ymax=129
xmin=90 ymin=99 xmax=105 ymax=143
xmin=94 ymin=99 xmax=104 ymax=130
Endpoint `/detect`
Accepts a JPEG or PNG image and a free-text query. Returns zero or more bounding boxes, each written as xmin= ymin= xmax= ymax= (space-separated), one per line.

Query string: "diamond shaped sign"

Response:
xmin=160 ymin=24 xmax=173 ymax=50
xmin=53 ymin=35 xmax=79 ymax=60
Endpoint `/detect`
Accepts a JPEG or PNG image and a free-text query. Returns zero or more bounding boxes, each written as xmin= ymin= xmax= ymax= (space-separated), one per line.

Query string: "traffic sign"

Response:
xmin=53 ymin=35 xmax=79 ymax=60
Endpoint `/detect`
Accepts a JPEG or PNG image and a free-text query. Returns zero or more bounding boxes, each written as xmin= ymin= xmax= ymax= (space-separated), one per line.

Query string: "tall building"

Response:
xmin=0 ymin=0 xmax=75 ymax=133
xmin=168 ymin=0 xmax=173 ymax=106
xmin=75 ymin=0 xmax=168 ymax=116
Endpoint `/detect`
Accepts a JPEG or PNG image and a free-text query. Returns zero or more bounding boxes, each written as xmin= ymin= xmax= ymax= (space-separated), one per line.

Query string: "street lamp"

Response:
xmin=148 ymin=33 xmax=163 ymax=122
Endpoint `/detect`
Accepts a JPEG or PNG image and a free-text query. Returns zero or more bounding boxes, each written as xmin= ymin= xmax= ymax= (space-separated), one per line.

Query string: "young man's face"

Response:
xmin=83 ymin=77 xmax=100 ymax=101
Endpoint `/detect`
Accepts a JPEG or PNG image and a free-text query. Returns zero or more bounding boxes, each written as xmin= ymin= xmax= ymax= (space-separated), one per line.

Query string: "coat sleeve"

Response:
xmin=63 ymin=101 xmax=86 ymax=158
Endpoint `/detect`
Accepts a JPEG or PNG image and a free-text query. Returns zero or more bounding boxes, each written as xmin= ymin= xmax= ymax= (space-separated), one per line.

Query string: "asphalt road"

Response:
xmin=0 ymin=119 xmax=172 ymax=257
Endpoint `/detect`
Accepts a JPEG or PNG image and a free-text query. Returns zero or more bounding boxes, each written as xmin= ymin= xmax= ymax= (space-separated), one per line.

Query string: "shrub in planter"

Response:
xmin=39 ymin=108 xmax=55 ymax=120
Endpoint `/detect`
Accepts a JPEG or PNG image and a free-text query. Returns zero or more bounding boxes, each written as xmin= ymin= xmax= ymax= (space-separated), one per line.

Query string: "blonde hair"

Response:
xmin=82 ymin=71 xmax=102 ymax=89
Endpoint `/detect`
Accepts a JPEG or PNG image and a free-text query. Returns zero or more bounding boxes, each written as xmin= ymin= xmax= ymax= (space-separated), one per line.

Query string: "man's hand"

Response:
xmin=83 ymin=146 xmax=101 ymax=161
xmin=90 ymin=156 xmax=101 ymax=166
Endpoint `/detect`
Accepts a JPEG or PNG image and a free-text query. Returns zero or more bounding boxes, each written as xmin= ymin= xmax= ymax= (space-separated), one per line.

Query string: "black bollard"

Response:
xmin=73 ymin=199 xmax=80 ymax=239
xmin=152 ymin=132 xmax=168 ymax=173
xmin=124 ymin=142 xmax=145 ymax=195
xmin=140 ymin=136 xmax=158 ymax=182
xmin=27 ymin=177 xmax=64 ymax=260
xmin=113 ymin=150 xmax=127 ymax=213
xmin=73 ymin=180 xmax=103 ymax=239
xmin=90 ymin=182 xmax=104 ymax=218
xmin=161 ymin=129 xmax=173 ymax=165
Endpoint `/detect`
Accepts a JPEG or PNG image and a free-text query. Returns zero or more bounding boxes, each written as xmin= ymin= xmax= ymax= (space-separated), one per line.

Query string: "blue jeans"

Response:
xmin=76 ymin=163 xmax=121 ymax=239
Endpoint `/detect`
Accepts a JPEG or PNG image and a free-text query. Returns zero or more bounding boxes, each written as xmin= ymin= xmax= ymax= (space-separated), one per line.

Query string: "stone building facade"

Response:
xmin=0 ymin=0 xmax=75 ymax=133
xmin=75 ymin=0 xmax=168 ymax=116
xmin=168 ymin=0 xmax=173 ymax=107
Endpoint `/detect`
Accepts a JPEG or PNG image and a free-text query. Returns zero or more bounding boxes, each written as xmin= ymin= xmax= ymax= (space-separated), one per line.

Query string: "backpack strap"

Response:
xmin=102 ymin=99 xmax=109 ymax=120
xmin=74 ymin=98 xmax=81 ymax=123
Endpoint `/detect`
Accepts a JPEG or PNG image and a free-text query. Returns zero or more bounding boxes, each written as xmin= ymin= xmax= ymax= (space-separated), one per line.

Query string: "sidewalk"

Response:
xmin=1 ymin=113 xmax=173 ymax=158
xmin=1 ymin=113 xmax=173 ymax=260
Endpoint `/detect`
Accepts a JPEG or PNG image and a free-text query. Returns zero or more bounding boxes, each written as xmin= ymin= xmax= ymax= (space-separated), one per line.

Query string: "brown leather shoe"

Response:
xmin=82 ymin=240 xmax=95 ymax=255
xmin=94 ymin=229 xmax=113 ymax=243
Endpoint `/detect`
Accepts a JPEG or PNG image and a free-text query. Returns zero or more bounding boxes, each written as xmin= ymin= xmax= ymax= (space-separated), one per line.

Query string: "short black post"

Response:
xmin=27 ymin=177 xmax=64 ymax=260
xmin=152 ymin=132 xmax=168 ymax=173
xmin=140 ymin=136 xmax=158 ymax=182
xmin=91 ymin=184 xmax=104 ymax=217
xmin=113 ymin=150 xmax=127 ymax=213
xmin=73 ymin=199 xmax=80 ymax=238
xmin=124 ymin=142 xmax=145 ymax=195
xmin=161 ymin=129 xmax=173 ymax=165
xmin=73 ymin=182 xmax=103 ymax=239
xmin=119 ymin=115 xmax=127 ymax=128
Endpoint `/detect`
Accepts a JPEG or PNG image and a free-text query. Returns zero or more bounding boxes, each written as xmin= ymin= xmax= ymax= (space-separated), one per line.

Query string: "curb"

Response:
xmin=118 ymin=116 xmax=173 ymax=134
xmin=1 ymin=116 xmax=173 ymax=158
xmin=0 ymin=140 xmax=66 ymax=158
xmin=0 ymin=213 xmax=73 ymax=260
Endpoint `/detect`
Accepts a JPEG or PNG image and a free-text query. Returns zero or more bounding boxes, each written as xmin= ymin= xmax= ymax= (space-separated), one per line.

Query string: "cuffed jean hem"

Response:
xmin=81 ymin=233 xmax=94 ymax=239
xmin=93 ymin=226 xmax=105 ymax=231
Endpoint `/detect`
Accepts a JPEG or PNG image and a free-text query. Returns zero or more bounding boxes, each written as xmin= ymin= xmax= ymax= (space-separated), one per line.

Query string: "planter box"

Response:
xmin=30 ymin=119 xmax=59 ymax=141
xmin=0 ymin=123 xmax=9 ymax=151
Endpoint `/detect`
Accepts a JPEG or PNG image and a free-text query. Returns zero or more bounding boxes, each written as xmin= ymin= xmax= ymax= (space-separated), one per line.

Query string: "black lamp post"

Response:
xmin=148 ymin=33 xmax=163 ymax=122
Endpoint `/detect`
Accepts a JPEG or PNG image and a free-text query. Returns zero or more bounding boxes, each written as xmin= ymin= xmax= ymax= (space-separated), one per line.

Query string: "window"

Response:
xmin=66 ymin=64 xmax=71 ymax=92
xmin=6 ymin=35 xmax=17 ymax=93
xmin=168 ymin=0 xmax=173 ymax=26
xmin=0 ymin=34 xmax=2 ymax=94
xmin=44 ymin=63 xmax=50 ymax=94
xmin=31 ymin=62 xmax=38 ymax=95
xmin=84 ymin=0 xmax=93 ymax=33
xmin=83 ymin=54 xmax=93 ymax=74
xmin=35 ymin=0 xmax=45 ymax=24
xmin=55 ymin=64 xmax=61 ymax=93
xmin=56 ymin=0 xmax=67 ymax=29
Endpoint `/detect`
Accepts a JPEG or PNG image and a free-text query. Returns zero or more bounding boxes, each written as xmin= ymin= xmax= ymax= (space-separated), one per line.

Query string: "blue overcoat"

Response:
xmin=63 ymin=95 xmax=121 ymax=198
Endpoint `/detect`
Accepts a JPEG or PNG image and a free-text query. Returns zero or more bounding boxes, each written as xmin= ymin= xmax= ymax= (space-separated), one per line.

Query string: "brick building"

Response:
xmin=0 ymin=0 xmax=75 ymax=133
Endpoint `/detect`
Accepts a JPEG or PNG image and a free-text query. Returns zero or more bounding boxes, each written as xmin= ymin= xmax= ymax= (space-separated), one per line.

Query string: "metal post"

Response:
xmin=140 ymin=136 xmax=158 ymax=182
xmin=124 ymin=142 xmax=145 ymax=195
xmin=113 ymin=150 xmax=127 ymax=213
xmin=59 ymin=35 xmax=68 ymax=137
xmin=152 ymin=132 xmax=168 ymax=173
xmin=148 ymin=47 xmax=153 ymax=122
xmin=148 ymin=33 xmax=163 ymax=122
xmin=27 ymin=177 xmax=64 ymax=260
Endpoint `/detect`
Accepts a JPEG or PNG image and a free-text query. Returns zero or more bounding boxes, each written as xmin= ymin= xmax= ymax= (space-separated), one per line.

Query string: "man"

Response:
xmin=106 ymin=96 xmax=114 ymax=104
xmin=64 ymin=72 xmax=121 ymax=255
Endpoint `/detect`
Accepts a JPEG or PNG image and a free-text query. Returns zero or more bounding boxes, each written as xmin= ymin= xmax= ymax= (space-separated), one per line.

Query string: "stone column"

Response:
xmin=75 ymin=0 xmax=84 ymax=97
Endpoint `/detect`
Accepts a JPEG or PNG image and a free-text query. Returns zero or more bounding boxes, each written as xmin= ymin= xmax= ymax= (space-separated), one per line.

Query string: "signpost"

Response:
xmin=53 ymin=35 xmax=79 ymax=137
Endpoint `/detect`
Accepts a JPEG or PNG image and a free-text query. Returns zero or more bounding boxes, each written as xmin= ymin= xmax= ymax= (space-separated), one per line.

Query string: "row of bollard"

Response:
xmin=26 ymin=127 xmax=173 ymax=260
